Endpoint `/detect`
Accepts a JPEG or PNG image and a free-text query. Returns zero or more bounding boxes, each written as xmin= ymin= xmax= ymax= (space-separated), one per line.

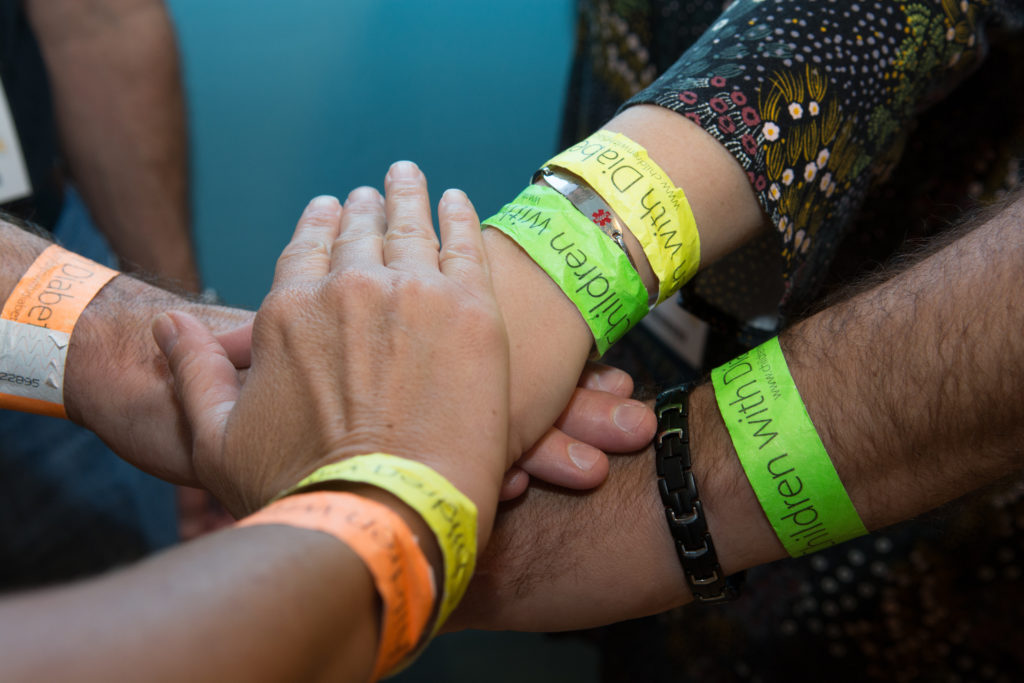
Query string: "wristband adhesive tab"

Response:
xmin=0 ymin=245 xmax=118 ymax=417
xmin=711 ymin=337 xmax=868 ymax=557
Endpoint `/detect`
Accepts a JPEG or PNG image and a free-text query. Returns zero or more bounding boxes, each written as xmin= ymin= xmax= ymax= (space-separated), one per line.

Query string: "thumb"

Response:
xmin=215 ymin=319 xmax=254 ymax=369
xmin=152 ymin=311 xmax=241 ymax=471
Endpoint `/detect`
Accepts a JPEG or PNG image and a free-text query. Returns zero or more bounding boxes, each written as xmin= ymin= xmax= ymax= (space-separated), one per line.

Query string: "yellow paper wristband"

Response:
xmin=283 ymin=454 xmax=477 ymax=636
xmin=543 ymin=130 xmax=701 ymax=304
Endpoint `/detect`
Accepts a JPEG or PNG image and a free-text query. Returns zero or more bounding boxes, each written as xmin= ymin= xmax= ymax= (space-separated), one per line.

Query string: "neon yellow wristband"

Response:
xmin=282 ymin=454 xmax=477 ymax=636
xmin=543 ymin=130 xmax=701 ymax=304
xmin=711 ymin=337 xmax=868 ymax=557
xmin=482 ymin=183 xmax=648 ymax=355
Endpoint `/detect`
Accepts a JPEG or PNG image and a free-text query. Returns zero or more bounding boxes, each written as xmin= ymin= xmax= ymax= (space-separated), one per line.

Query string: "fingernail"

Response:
xmin=593 ymin=369 xmax=626 ymax=394
xmin=568 ymin=443 xmax=601 ymax=472
xmin=441 ymin=188 xmax=468 ymax=205
xmin=151 ymin=313 xmax=179 ymax=357
xmin=344 ymin=187 xmax=378 ymax=206
xmin=613 ymin=402 xmax=648 ymax=433
xmin=389 ymin=160 xmax=420 ymax=180
xmin=310 ymin=195 xmax=340 ymax=209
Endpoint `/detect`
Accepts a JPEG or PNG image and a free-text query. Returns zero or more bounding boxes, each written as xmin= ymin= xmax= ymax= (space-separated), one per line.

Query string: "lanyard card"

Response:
xmin=0 ymin=75 xmax=32 ymax=204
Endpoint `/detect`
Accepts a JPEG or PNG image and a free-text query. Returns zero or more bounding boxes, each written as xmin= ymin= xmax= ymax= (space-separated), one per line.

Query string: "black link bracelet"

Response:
xmin=655 ymin=385 xmax=744 ymax=603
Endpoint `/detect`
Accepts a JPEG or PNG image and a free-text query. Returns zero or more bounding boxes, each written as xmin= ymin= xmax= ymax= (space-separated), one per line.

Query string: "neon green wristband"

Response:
xmin=710 ymin=337 xmax=868 ymax=557
xmin=482 ymin=183 xmax=648 ymax=355
xmin=280 ymin=454 xmax=477 ymax=636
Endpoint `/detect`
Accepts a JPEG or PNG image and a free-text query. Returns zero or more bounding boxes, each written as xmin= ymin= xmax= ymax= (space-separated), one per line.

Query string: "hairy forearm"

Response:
xmin=27 ymin=0 xmax=197 ymax=291
xmin=0 ymin=219 xmax=250 ymax=483
xmin=464 ymin=191 xmax=1024 ymax=631
xmin=786 ymin=193 xmax=1024 ymax=529
xmin=707 ymin=189 xmax=1024 ymax=589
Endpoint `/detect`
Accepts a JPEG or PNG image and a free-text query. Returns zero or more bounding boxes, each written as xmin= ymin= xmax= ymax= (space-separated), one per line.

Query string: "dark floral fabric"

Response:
xmin=567 ymin=0 xmax=1024 ymax=339
xmin=563 ymin=1 xmax=1024 ymax=681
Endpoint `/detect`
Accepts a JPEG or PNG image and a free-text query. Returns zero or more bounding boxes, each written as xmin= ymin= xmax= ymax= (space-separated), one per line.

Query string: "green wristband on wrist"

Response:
xmin=279 ymin=454 xmax=477 ymax=637
xmin=711 ymin=337 xmax=868 ymax=557
xmin=482 ymin=183 xmax=648 ymax=355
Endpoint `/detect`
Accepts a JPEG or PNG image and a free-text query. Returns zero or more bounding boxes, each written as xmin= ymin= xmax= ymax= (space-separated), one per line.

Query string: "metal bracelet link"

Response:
xmin=655 ymin=385 xmax=744 ymax=603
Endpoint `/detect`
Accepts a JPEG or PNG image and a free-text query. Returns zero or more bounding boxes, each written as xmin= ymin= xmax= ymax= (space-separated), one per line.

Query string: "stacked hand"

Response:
xmin=152 ymin=163 xmax=514 ymax=540
xmin=152 ymin=163 xmax=653 ymax=533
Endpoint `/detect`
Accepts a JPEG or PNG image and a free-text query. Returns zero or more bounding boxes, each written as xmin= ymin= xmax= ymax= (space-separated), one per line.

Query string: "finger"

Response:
xmin=383 ymin=161 xmax=439 ymax=272
xmin=272 ymin=195 xmax=343 ymax=288
xmin=152 ymin=311 xmax=241 ymax=463
xmin=438 ymin=188 xmax=491 ymax=292
xmin=214 ymin=320 xmax=253 ymax=369
xmin=332 ymin=186 xmax=386 ymax=271
xmin=498 ymin=467 xmax=529 ymax=501
xmin=578 ymin=362 xmax=635 ymax=398
xmin=516 ymin=428 xmax=610 ymax=490
xmin=557 ymin=388 xmax=657 ymax=454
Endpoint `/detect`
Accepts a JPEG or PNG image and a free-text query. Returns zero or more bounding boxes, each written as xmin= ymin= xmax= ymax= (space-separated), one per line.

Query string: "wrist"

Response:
xmin=604 ymin=105 xmax=766 ymax=268
xmin=482 ymin=228 xmax=592 ymax=452
xmin=64 ymin=273 xmax=252 ymax=482
xmin=688 ymin=383 xmax=786 ymax=574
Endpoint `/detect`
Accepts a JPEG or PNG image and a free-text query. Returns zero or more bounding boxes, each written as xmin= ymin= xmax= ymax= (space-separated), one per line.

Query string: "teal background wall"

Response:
xmin=165 ymin=1 xmax=598 ymax=680
xmin=168 ymin=0 xmax=578 ymax=309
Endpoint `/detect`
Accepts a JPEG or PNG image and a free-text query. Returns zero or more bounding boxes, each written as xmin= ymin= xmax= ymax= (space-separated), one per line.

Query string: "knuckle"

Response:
xmin=442 ymin=200 xmax=479 ymax=224
xmin=327 ymin=267 xmax=390 ymax=303
xmin=303 ymin=205 xmax=339 ymax=225
xmin=387 ymin=180 xmax=425 ymax=199
xmin=278 ymin=238 xmax=330 ymax=263
xmin=343 ymin=193 xmax=384 ymax=217
xmin=385 ymin=219 xmax=435 ymax=241
xmin=333 ymin=232 xmax=383 ymax=252
xmin=257 ymin=289 xmax=310 ymax=330
xmin=441 ymin=242 xmax=486 ymax=268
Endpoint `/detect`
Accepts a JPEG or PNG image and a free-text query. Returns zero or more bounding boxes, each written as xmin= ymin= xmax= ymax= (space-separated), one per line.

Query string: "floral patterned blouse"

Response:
xmin=566 ymin=0 xmax=1024 ymax=342
xmin=561 ymin=1 xmax=1024 ymax=681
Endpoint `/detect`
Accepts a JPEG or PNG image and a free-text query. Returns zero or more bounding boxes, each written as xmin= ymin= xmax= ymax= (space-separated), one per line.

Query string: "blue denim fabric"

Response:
xmin=0 ymin=188 xmax=178 ymax=590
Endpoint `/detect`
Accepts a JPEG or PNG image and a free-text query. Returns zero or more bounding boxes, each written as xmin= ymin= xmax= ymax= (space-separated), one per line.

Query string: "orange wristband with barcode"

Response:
xmin=0 ymin=244 xmax=119 ymax=417
xmin=237 ymin=491 xmax=436 ymax=681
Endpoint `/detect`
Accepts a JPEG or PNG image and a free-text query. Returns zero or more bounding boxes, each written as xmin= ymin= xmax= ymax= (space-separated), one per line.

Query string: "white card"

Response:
xmin=0 ymin=75 xmax=32 ymax=204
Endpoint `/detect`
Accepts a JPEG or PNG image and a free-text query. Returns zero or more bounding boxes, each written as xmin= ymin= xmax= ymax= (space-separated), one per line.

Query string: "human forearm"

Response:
xmin=706 ymin=189 xmax=1024 ymax=590
xmin=0 ymin=219 xmax=251 ymax=483
xmin=27 ymin=0 xmax=197 ymax=290
xmin=461 ymin=191 xmax=1024 ymax=631
xmin=0 ymin=522 xmax=378 ymax=681
xmin=490 ymin=103 xmax=763 ymax=454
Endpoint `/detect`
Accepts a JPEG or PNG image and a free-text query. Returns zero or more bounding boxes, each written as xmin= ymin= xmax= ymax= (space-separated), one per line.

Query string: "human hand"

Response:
xmin=159 ymin=275 xmax=656 ymax=505
xmin=499 ymin=363 xmax=656 ymax=499
xmin=153 ymin=163 xmax=511 ymax=540
xmin=62 ymin=275 xmax=253 ymax=485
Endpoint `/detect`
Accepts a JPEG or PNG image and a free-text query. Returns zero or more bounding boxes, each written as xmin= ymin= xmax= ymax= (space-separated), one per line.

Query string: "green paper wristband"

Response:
xmin=711 ymin=337 xmax=868 ymax=557
xmin=482 ymin=183 xmax=648 ymax=355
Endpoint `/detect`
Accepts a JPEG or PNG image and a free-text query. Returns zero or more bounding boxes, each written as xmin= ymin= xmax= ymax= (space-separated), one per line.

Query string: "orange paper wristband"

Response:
xmin=238 ymin=491 xmax=436 ymax=680
xmin=0 ymin=244 xmax=118 ymax=417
